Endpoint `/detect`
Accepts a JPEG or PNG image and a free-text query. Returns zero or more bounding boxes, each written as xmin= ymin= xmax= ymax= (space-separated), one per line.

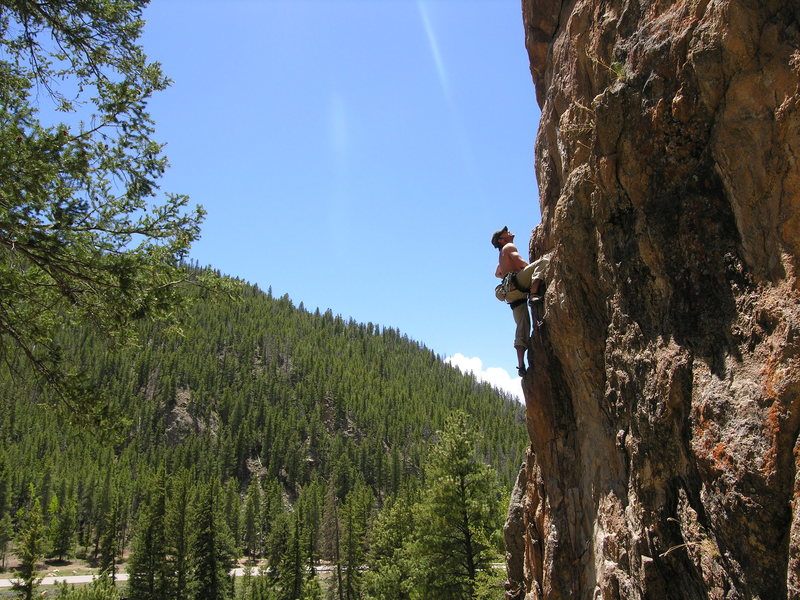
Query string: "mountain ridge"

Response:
xmin=1 ymin=271 xmax=527 ymax=576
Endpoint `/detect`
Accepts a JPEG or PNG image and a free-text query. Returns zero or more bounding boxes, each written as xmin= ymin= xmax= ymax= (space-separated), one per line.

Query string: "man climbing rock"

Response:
xmin=492 ymin=226 xmax=550 ymax=376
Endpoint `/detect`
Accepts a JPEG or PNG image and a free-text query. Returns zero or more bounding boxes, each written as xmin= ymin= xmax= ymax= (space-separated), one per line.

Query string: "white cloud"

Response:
xmin=445 ymin=353 xmax=523 ymax=402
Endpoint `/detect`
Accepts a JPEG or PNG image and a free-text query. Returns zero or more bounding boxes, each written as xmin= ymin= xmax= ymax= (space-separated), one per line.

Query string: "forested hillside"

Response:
xmin=0 ymin=276 xmax=526 ymax=598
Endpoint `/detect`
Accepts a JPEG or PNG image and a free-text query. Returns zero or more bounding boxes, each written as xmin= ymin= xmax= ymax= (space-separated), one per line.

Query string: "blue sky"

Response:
xmin=141 ymin=0 xmax=542 ymax=399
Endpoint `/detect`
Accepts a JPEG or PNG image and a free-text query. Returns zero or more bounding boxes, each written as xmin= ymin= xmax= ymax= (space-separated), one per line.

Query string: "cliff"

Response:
xmin=505 ymin=0 xmax=800 ymax=598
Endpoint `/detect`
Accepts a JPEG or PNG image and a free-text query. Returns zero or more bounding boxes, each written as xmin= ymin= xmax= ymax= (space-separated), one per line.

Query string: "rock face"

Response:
xmin=506 ymin=0 xmax=800 ymax=598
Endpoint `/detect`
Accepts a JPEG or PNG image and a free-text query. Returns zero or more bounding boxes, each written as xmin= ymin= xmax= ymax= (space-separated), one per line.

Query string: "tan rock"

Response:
xmin=506 ymin=0 xmax=800 ymax=598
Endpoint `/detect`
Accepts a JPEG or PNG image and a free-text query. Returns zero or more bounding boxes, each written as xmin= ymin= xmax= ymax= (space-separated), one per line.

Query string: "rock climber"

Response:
xmin=492 ymin=226 xmax=550 ymax=376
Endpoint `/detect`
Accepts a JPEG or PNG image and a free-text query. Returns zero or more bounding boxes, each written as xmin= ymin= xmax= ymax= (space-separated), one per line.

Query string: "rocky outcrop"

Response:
xmin=507 ymin=0 xmax=800 ymax=598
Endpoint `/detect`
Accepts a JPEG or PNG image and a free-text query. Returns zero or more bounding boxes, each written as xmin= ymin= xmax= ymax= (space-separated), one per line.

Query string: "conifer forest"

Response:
xmin=0 ymin=280 xmax=528 ymax=599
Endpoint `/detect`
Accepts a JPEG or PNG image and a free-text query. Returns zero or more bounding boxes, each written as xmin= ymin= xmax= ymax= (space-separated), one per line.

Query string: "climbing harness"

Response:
xmin=495 ymin=271 xmax=531 ymax=303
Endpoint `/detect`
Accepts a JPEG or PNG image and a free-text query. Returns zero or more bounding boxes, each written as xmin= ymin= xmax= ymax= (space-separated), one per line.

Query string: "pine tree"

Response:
xmin=165 ymin=471 xmax=193 ymax=600
xmin=127 ymin=475 xmax=171 ymax=600
xmin=92 ymin=468 xmax=113 ymax=562
xmin=362 ymin=490 xmax=416 ymax=600
xmin=260 ymin=479 xmax=281 ymax=561
xmin=237 ymin=573 xmax=278 ymax=600
xmin=98 ymin=493 xmax=123 ymax=580
xmin=13 ymin=490 xmax=46 ymax=600
xmin=296 ymin=480 xmax=322 ymax=571
xmin=339 ymin=480 xmax=374 ymax=600
xmin=410 ymin=411 xmax=503 ymax=600
xmin=242 ymin=480 xmax=262 ymax=559
xmin=0 ymin=453 xmax=9 ymax=518
xmin=191 ymin=482 xmax=235 ymax=600
xmin=318 ymin=478 xmax=345 ymax=600
xmin=48 ymin=494 xmax=75 ymax=561
xmin=223 ymin=479 xmax=242 ymax=552
xmin=0 ymin=511 xmax=13 ymax=570
xmin=319 ymin=477 xmax=339 ymax=563
xmin=265 ymin=511 xmax=289 ymax=587
xmin=276 ymin=511 xmax=304 ymax=600
xmin=53 ymin=576 xmax=123 ymax=599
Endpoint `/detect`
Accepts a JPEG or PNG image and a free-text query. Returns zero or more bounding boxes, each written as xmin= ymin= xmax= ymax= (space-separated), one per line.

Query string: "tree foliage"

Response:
xmin=363 ymin=413 xmax=505 ymax=600
xmin=127 ymin=473 xmax=171 ymax=600
xmin=13 ymin=489 xmax=46 ymax=600
xmin=362 ymin=489 xmax=417 ymax=600
xmin=165 ymin=470 xmax=193 ymax=600
xmin=0 ymin=0 xmax=207 ymax=407
xmin=48 ymin=493 xmax=75 ymax=560
xmin=192 ymin=482 xmax=235 ymax=600
xmin=410 ymin=411 xmax=504 ymax=599
xmin=55 ymin=577 xmax=122 ymax=600
xmin=0 ymin=512 xmax=12 ymax=569
xmin=0 ymin=279 xmax=525 ymax=596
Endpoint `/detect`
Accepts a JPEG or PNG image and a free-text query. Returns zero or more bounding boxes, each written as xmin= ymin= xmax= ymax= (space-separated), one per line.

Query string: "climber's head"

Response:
xmin=491 ymin=226 xmax=512 ymax=249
